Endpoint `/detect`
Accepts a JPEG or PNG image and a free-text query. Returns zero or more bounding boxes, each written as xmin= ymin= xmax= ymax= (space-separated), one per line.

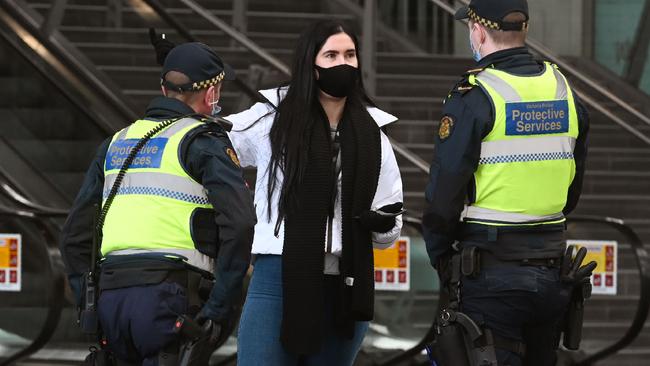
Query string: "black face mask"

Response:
xmin=314 ymin=64 xmax=360 ymax=98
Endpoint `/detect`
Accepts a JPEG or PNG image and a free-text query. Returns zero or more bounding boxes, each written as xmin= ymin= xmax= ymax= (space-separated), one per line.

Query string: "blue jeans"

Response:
xmin=461 ymin=266 xmax=571 ymax=366
xmin=237 ymin=255 xmax=369 ymax=366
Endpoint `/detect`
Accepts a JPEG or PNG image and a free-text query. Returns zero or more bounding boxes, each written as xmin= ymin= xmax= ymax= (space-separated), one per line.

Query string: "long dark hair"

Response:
xmin=266 ymin=20 xmax=374 ymax=234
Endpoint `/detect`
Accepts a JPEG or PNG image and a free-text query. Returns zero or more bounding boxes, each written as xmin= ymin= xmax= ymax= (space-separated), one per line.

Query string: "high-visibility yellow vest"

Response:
xmin=101 ymin=118 xmax=213 ymax=271
xmin=462 ymin=62 xmax=579 ymax=226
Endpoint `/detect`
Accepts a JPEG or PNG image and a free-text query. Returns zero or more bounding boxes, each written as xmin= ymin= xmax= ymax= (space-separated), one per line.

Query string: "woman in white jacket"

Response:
xmin=225 ymin=20 xmax=403 ymax=365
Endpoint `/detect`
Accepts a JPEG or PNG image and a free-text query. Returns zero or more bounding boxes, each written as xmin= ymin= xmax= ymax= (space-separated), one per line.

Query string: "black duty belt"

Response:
xmin=481 ymin=252 xmax=561 ymax=269
xmin=99 ymin=258 xmax=214 ymax=309
xmin=460 ymin=247 xmax=561 ymax=277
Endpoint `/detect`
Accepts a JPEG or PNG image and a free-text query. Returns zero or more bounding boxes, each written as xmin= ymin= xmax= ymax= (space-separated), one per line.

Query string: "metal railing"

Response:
xmin=0 ymin=182 xmax=68 ymax=217
xmin=376 ymin=215 xmax=650 ymax=366
xmin=177 ymin=0 xmax=290 ymax=76
xmin=139 ymin=0 xmax=431 ymax=177
xmin=140 ymin=0 xmax=289 ymax=105
xmin=0 ymin=205 xmax=67 ymax=366
xmin=141 ymin=0 xmax=290 ymax=76
xmin=571 ymin=216 xmax=650 ymax=366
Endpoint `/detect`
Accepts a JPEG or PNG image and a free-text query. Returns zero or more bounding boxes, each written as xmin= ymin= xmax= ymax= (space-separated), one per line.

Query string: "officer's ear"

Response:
xmin=474 ymin=23 xmax=487 ymax=45
xmin=161 ymin=85 xmax=167 ymax=97
xmin=205 ymin=84 xmax=222 ymax=105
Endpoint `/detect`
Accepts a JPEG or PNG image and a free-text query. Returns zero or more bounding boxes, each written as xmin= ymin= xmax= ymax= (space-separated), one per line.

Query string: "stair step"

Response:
xmin=30 ymin=3 xmax=354 ymax=32
xmin=75 ymin=42 xmax=292 ymax=70
xmin=156 ymin=0 xmax=325 ymax=12
xmin=59 ymin=26 xmax=303 ymax=50
xmin=60 ymin=0 xmax=324 ymax=13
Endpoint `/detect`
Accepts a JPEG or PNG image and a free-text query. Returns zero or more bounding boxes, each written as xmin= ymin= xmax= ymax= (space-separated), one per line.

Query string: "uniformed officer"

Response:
xmin=60 ymin=42 xmax=256 ymax=365
xmin=422 ymin=0 xmax=591 ymax=365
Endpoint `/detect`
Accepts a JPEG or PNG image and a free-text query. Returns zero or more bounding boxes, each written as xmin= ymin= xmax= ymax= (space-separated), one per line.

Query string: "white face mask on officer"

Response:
xmin=209 ymin=88 xmax=221 ymax=116
xmin=469 ymin=25 xmax=483 ymax=62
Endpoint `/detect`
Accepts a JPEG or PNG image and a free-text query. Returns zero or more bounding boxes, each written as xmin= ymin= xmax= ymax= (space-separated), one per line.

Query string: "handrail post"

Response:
xmin=362 ymin=0 xmax=377 ymax=98
xmin=417 ymin=0 xmax=427 ymax=49
xmin=41 ymin=0 xmax=66 ymax=36
xmin=107 ymin=0 xmax=122 ymax=28
xmin=231 ymin=0 xmax=248 ymax=48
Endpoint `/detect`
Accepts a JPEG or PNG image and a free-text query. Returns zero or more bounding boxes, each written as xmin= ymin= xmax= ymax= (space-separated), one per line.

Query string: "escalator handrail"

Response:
xmin=0 ymin=182 xmax=68 ymax=217
xmin=427 ymin=0 xmax=650 ymax=146
xmin=377 ymin=215 xmax=438 ymax=366
xmin=570 ymin=216 xmax=650 ymax=366
xmin=0 ymin=206 xmax=67 ymax=366
xmin=378 ymin=215 xmax=650 ymax=366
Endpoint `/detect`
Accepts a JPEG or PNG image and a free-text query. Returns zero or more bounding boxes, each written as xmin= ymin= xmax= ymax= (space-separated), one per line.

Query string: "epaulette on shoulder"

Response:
xmin=445 ymin=67 xmax=485 ymax=100
xmin=457 ymin=67 xmax=485 ymax=94
xmin=463 ymin=67 xmax=485 ymax=76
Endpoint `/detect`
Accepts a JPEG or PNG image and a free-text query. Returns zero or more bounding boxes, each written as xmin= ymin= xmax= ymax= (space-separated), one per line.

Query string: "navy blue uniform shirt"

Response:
xmin=422 ymin=47 xmax=589 ymax=266
xmin=59 ymin=96 xmax=256 ymax=321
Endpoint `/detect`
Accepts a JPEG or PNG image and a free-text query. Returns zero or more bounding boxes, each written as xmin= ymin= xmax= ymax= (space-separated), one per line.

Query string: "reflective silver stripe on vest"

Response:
xmin=477 ymin=64 xmax=567 ymax=103
xmin=476 ymin=72 xmax=522 ymax=102
xmin=551 ymin=67 xmax=568 ymax=100
xmin=460 ymin=205 xmax=565 ymax=224
xmin=106 ymin=248 xmax=214 ymax=272
xmin=115 ymin=127 xmax=130 ymax=141
xmin=157 ymin=118 xmax=202 ymax=138
xmin=479 ymin=136 xmax=576 ymax=164
xmin=103 ymin=172 xmax=209 ymax=205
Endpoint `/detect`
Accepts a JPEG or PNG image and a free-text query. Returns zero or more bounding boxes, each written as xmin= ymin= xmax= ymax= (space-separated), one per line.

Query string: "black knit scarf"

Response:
xmin=281 ymin=98 xmax=381 ymax=354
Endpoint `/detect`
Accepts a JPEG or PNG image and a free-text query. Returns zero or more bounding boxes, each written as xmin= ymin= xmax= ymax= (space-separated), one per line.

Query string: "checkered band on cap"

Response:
xmin=468 ymin=7 xmax=528 ymax=31
xmin=191 ymin=71 xmax=225 ymax=91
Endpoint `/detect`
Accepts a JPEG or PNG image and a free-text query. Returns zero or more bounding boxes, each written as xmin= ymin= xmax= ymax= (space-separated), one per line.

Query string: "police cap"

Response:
xmin=455 ymin=0 xmax=529 ymax=31
xmin=161 ymin=42 xmax=235 ymax=92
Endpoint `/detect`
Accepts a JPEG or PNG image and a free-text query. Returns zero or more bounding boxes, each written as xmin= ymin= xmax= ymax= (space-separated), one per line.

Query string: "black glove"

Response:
xmin=195 ymin=307 xmax=233 ymax=348
xmin=149 ymin=28 xmax=176 ymax=66
xmin=359 ymin=202 xmax=404 ymax=233
xmin=560 ymin=245 xmax=598 ymax=286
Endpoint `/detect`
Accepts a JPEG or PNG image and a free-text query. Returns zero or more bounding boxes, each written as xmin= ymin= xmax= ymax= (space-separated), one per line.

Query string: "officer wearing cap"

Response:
xmin=422 ymin=0 xmax=590 ymax=365
xmin=60 ymin=42 xmax=256 ymax=365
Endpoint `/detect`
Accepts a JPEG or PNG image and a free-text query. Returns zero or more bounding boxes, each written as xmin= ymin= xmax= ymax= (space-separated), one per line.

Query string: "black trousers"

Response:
xmin=460 ymin=263 xmax=572 ymax=366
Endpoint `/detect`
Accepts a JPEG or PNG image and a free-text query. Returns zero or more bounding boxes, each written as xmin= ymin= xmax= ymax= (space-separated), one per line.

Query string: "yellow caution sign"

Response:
xmin=373 ymin=237 xmax=410 ymax=291
xmin=0 ymin=234 xmax=21 ymax=292
xmin=567 ymin=240 xmax=617 ymax=295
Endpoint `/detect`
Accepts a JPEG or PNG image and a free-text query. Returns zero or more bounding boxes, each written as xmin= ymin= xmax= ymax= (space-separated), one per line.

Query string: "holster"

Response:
xmin=83 ymin=346 xmax=114 ymax=366
xmin=431 ymin=249 xmax=532 ymax=366
xmin=563 ymin=280 xmax=592 ymax=350
xmin=174 ymin=315 xmax=220 ymax=366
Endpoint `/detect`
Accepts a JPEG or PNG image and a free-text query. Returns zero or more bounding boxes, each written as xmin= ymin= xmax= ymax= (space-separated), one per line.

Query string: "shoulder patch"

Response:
xmin=224 ymin=147 xmax=241 ymax=167
xmin=438 ymin=115 xmax=455 ymax=140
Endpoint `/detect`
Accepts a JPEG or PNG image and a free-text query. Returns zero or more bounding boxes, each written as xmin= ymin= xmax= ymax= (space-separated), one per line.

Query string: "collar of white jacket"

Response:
xmin=225 ymin=86 xmax=398 ymax=128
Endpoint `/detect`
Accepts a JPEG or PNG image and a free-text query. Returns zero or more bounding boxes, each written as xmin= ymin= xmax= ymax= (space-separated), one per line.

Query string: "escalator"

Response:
xmin=0 ymin=0 xmax=648 ymax=365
